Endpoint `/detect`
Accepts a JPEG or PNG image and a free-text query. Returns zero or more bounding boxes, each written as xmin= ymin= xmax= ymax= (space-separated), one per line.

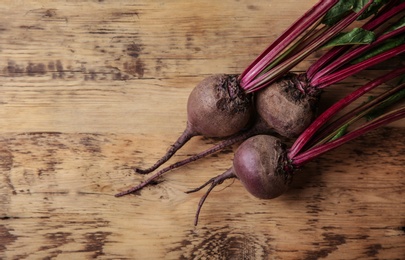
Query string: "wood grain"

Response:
xmin=1 ymin=0 xmax=404 ymax=259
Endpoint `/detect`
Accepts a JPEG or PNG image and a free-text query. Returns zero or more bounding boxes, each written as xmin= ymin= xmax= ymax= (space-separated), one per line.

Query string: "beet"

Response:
xmin=233 ymin=135 xmax=293 ymax=199
xmin=188 ymin=135 xmax=293 ymax=201
xmin=186 ymin=134 xmax=293 ymax=225
xmin=187 ymin=74 xmax=253 ymax=137
xmin=255 ymin=73 xmax=320 ymax=138
xmin=136 ymin=74 xmax=253 ymax=174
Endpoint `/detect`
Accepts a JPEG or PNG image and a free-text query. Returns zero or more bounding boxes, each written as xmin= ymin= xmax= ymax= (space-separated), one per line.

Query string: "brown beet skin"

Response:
xmin=187 ymin=74 xmax=253 ymax=137
xmin=233 ymin=135 xmax=293 ymax=199
xmin=256 ymin=73 xmax=319 ymax=138
xmin=136 ymin=74 xmax=253 ymax=174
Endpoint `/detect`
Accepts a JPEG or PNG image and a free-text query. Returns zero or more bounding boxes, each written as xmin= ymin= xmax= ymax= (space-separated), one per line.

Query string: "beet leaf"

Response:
xmin=321 ymin=28 xmax=375 ymax=48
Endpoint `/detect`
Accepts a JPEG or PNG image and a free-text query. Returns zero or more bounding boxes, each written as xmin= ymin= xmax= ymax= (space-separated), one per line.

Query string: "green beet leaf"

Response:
xmin=322 ymin=28 xmax=375 ymax=48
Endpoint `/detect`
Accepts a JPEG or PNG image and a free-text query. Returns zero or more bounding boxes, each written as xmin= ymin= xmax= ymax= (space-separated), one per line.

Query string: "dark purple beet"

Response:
xmin=136 ymin=74 xmax=253 ymax=174
xmin=233 ymin=135 xmax=293 ymax=199
xmin=187 ymin=134 xmax=294 ymax=225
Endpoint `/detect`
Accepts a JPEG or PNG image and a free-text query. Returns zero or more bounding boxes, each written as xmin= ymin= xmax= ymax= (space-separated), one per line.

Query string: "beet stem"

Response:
xmin=189 ymin=168 xmax=236 ymax=226
xmin=307 ymin=82 xmax=405 ymax=147
xmin=315 ymin=44 xmax=405 ymax=89
xmin=292 ymin=107 xmax=405 ymax=166
xmin=258 ymin=20 xmax=325 ymax=77
xmin=243 ymin=1 xmax=374 ymax=92
xmin=310 ymin=26 xmax=405 ymax=87
xmin=239 ymin=0 xmax=339 ymax=86
xmin=135 ymin=124 xmax=197 ymax=174
xmin=288 ymin=67 xmax=405 ymax=159
xmin=306 ymin=2 xmax=405 ymax=80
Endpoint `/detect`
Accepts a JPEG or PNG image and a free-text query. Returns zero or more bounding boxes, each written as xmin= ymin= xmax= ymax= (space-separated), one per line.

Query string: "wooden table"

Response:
xmin=1 ymin=1 xmax=404 ymax=259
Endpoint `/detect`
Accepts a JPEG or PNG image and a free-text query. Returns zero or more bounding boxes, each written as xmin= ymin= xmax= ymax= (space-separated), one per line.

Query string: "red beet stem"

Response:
xmin=292 ymin=107 xmax=405 ymax=166
xmin=362 ymin=2 xmax=405 ymax=33
xmin=306 ymin=2 xmax=405 ymax=79
xmin=243 ymin=1 xmax=374 ymax=92
xmin=239 ymin=0 xmax=339 ymax=86
xmin=310 ymin=26 xmax=405 ymax=86
xmin=313 ymin=44 xmax=405 ymax=89
xmin=307 ymin=82 xmax=405 ymax=147
xmin=135 ymin=124 xmax=197 ymax=174
xmin=288 ymin=67 xmax=405 ymax=159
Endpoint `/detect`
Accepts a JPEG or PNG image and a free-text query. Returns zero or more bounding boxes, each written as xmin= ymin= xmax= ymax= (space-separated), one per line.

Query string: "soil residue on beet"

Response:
xmin=215 ymin=74 xmax=253 ymax=115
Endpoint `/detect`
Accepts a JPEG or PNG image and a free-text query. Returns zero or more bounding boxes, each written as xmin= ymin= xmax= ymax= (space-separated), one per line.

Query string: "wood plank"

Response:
xmin=1 ymin=0 xmax=404 ymax=259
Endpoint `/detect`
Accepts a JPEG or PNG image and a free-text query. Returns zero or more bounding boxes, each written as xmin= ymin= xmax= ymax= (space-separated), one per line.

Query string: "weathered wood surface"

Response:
xmin=0 ymin=0 xmax=404 ymax=259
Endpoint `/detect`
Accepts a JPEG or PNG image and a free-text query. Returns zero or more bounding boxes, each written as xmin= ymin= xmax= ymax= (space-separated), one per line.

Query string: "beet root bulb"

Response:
xmin=188 ymin=134 xmax=294 ymax=225
xmin=256 ymin=73 xmax=319 ymax=138
xmin=136 ymin=74 xmax=253 ymax=174
xmin=187 ymin=74 xmax=253 ymax=137
xmin=233 ymin=135 xmax=293 ymax=199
